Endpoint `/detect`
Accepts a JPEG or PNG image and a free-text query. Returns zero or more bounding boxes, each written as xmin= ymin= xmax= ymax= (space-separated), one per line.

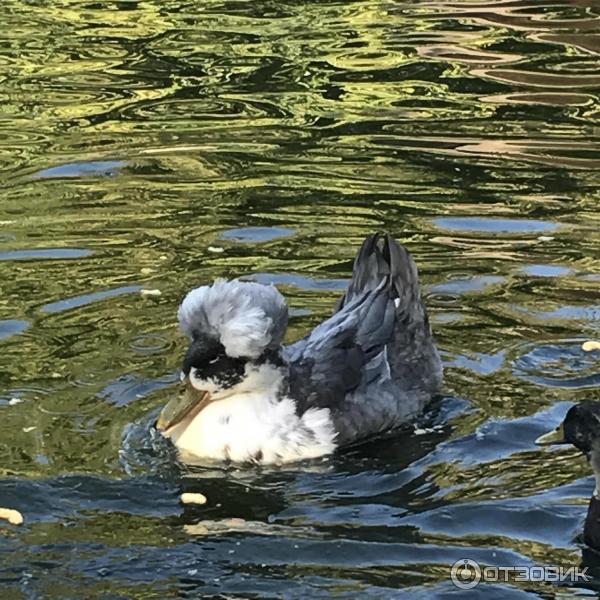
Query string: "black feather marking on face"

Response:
xmin=563 ymin=401 xmax=600 ymax=454
xmin=183 ymin=336 xmax=245 ymax=388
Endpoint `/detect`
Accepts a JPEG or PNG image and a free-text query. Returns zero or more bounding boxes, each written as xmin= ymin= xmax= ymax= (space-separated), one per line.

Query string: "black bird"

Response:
xmin=537 ymin=401 xmax=600 ymax=550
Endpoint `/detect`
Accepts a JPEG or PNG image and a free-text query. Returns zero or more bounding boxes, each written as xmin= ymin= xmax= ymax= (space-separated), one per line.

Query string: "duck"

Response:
xmin=155 ymin=232 xmax=443 ymax=464
xmin=537 ymin=401 xmax=600 ymax=550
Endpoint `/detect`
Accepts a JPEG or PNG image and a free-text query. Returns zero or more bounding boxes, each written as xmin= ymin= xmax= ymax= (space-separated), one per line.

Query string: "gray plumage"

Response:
xmin=178 ymin=279 xmax=288 ymax=358
xmin=285 ymin=232 xmax=442 ymax=445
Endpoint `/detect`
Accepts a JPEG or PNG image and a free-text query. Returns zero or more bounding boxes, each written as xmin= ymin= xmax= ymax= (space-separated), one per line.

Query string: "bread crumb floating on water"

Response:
xmin=207 ymin=246 xmax=225 ymax=253
xmin=0 ymin=508 xmax=24 ymax=525
xmin=180 ymin=492 xmax=208 ymax=505
xmin=140 ymin=289 xmax=162 ymax=297
xmin=537 ymin=236 xmax=555 ymax=242
xmin=582 ymin=341 xmax=600 ymax=352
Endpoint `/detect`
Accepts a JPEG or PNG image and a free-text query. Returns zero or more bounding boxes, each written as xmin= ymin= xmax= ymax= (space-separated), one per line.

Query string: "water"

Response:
xmin=0 ymin=0 xmax=599 ymax=597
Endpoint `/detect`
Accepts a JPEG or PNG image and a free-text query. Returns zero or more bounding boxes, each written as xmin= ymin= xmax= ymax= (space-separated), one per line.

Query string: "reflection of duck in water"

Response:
xmin=537 ymin=401 xmax=600 ymax=550
xmin=156 ymin=233 xmax=442 ymax=464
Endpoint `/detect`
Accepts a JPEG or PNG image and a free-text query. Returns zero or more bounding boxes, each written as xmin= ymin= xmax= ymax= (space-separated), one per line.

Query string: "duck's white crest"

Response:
xmin=177 ymin=279 xmax=288 ymax=358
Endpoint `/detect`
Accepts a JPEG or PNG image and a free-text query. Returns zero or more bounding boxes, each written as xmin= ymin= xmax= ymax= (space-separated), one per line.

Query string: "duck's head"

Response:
xmin=536 ymin=401 xmax=600 ymax=461
xmin=156 ymin=279 xmax=289 ymax=435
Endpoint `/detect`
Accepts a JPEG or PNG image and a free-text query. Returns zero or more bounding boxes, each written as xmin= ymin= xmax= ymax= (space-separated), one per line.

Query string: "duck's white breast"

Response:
xmin=167 ymin=391 xmax=337 ymax=464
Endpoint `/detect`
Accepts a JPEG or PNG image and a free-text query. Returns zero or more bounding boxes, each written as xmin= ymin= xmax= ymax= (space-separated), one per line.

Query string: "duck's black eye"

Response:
xmin=182 ymin=336 xmax=221 ymax=377
xmin=183 ymin=336 xmax=245 ymax=387
xmin=196 ymin=354 xmax=246 ymax=387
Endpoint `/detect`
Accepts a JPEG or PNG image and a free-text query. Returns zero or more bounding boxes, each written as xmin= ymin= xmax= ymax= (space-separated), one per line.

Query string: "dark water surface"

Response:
xmin=1 ymin=0 xmax=600 ymax=597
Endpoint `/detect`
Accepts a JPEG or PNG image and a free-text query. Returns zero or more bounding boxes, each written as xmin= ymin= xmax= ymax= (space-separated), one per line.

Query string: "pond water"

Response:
xmin=1 ymin=0 xmax=599 ymax=597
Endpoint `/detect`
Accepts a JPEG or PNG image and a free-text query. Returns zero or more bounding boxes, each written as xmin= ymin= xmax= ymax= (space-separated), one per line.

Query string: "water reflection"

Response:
xmin=0 ymin=0 xmax=599 ymax=597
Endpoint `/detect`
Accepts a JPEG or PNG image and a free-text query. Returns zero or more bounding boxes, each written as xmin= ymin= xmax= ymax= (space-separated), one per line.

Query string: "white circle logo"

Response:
xmin=451 ymin=558 xmax=481 ymax=589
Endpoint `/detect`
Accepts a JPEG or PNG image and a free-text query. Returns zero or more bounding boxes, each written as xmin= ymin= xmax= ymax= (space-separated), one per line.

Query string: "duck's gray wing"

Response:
xmin=284 ymin=233 xmax=442 ymax=445
xmin=284 ymin=282 xmax=395 ymax=416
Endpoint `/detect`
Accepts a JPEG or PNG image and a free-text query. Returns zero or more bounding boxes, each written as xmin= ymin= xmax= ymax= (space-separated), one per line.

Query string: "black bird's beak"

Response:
xmin=535 ymin=422 xmax=568 ymax=446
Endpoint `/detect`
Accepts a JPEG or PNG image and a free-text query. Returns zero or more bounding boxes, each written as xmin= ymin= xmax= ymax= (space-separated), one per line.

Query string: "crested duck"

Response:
xmin=156 ymin=232 xmax=442 ymax=464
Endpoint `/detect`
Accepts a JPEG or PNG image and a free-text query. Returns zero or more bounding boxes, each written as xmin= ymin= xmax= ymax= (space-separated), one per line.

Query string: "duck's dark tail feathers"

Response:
xmin=336 ymin=231 xmax=441 ymax=396
xmin=337 ymin=232 xmax=422 ymax=313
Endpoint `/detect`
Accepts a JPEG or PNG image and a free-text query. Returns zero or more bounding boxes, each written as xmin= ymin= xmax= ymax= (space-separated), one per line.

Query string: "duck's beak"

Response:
xmin=535 ymin=422 xmax=567 ymax=445
xmin=156 ymin=379 xmax=211 ymax=434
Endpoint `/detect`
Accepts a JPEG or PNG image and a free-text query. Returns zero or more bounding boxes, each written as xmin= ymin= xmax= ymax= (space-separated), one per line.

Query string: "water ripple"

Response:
xmin=0 ymin=248 xmax=92 ymax=261
xmin=41 ymin=285 xmax=142 ymax=314
xmin=0 ymin=319 xmax=29 ymax=341
xmin=513 ymin=341 xmax=600 ymax=388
